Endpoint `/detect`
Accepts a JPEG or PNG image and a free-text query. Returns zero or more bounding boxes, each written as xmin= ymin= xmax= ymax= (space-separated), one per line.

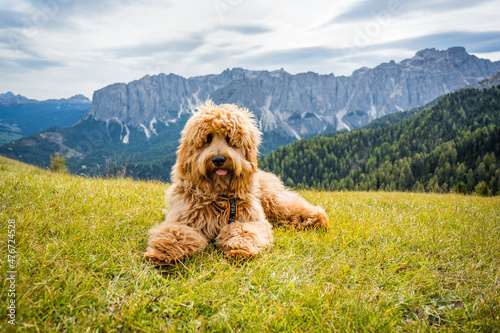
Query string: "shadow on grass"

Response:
xmin=150 ymin=242 xmax=256 ymax=280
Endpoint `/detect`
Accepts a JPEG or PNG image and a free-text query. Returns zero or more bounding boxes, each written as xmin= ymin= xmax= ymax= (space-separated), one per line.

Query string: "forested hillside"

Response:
xmin=259 ymin=87 xmax=500 ymax=195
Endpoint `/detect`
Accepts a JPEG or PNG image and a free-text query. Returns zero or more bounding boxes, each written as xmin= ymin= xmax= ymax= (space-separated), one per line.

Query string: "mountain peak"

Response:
xmin=66 ymin=94 xmax=91 ymax=104
xmin=0 ymin=91 xmax=16 ymax=98
xmin=447 ymin=46 xmax=467 ymax=54
xmin=352 ymin=66 xmax=370 ymax=76
xmin=415 ymin=47 xmax=438 ymax=57
xmin=0 ymin=92 xmax=30 ymax=106
xmin=414 ymin=46 xmax=468 ymax=59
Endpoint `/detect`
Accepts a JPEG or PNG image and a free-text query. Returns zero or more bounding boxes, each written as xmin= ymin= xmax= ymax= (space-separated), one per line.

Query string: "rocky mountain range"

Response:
xmin=83 ymin=46 xmax=500 ymax=145
xmin=1 ymin=47 xmax=500 ymax=180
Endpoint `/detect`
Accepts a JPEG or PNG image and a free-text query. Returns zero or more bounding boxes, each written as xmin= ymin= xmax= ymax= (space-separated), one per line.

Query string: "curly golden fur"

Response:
xmin=145 ymin=101 xmax=328 ymax=264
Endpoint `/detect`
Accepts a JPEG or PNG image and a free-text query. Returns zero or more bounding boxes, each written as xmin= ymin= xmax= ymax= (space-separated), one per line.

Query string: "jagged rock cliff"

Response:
xmin=82 ymin=47 xmax=500 ymax=144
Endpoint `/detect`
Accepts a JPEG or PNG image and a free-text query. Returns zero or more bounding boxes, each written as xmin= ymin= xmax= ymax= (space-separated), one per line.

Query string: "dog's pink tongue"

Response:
xmin=215 ymin=169 xmax=228 ymax=176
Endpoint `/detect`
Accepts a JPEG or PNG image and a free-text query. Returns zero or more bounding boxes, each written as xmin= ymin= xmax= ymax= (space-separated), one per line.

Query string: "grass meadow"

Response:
xmin=1 ymin=156 xmax=499 ymax=332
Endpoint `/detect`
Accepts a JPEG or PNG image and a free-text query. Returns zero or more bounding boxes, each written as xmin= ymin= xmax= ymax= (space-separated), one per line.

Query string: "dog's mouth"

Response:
xmin=215 ymin=169 xmax=228 ymax=176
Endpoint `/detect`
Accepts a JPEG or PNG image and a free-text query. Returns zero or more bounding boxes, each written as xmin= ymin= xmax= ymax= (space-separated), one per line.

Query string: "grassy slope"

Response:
xmin=1 ymin=156 xmax=499 ymax=332
xmin=0 ymin=122 xmax=22 ymax=146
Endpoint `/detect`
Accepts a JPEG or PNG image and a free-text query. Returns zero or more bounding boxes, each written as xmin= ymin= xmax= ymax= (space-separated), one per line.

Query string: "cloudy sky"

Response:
xmin=1 ymin=0 xmax=500 ymax=100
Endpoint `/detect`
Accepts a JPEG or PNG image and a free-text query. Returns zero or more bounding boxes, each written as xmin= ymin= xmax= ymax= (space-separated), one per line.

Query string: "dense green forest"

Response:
xmin=259 ymin=87 xmax=500 ymax=195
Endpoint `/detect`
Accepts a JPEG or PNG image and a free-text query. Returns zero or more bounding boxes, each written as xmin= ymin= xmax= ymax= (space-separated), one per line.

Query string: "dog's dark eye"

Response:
xmin=225 ymin=134 xmax=231 ymax=144
xmin=206 ymin=134 xmax=212 ymax=144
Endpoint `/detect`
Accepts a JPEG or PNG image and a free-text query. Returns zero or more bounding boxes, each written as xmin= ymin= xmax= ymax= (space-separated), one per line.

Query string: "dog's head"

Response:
xmin=173 ymin=101 xmax=261 ymax=194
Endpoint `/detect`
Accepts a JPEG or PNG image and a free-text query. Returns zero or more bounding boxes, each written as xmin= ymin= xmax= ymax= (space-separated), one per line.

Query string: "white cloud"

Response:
xmin=0 ymin=0 xmax=499 ymax=100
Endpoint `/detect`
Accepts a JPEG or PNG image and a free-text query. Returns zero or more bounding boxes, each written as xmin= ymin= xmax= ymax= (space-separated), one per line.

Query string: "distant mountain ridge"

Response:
xmin=83 ymin=47 xmax=500 ymax=146
xmin=0 ymin=92 xmax=90 ymax=106
xmin=0 ymin=93 xmax=91 ymax=141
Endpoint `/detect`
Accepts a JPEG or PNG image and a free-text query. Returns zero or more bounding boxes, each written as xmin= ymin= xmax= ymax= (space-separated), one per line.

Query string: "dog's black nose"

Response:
xmin=212 ymin=155 xmax=226 ymax=167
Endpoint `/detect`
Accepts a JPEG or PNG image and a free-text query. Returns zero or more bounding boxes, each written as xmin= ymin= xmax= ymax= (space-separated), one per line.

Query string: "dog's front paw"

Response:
xmin=225 ymin=249 xmax=256 ymax=260
xmin=286 ymin=208 xmax=328 ymax=230
xmin=144 ymin=225 xmax=208 ymax=265
xmin=144 ymin=246 xmax=176 ymax=265
xmin=216 ymin=221 xmax=273 ymax=260
xmin=219 ymin=235 xmax=263 ymax=260
xmin=302 ymin=209 xmax=328 ymax=229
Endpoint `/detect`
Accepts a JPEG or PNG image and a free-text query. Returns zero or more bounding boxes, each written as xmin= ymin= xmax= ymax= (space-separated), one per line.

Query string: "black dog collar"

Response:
xmin=190 ymin=187 xmax=237 ymax=224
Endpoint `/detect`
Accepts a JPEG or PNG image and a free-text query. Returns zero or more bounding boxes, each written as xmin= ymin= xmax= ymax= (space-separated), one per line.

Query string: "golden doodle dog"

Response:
xmin=145 ymin=101 xmax=328 ymax=264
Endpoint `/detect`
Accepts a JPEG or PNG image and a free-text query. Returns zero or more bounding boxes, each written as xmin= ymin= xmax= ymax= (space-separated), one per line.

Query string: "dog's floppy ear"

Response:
xmin=174 ymin=138 xmax=191 ymax=178
xmin=244 ymin=125 xmax=261 ymax=173
xmin=245 ymin=144 xmax=259 ymax=173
